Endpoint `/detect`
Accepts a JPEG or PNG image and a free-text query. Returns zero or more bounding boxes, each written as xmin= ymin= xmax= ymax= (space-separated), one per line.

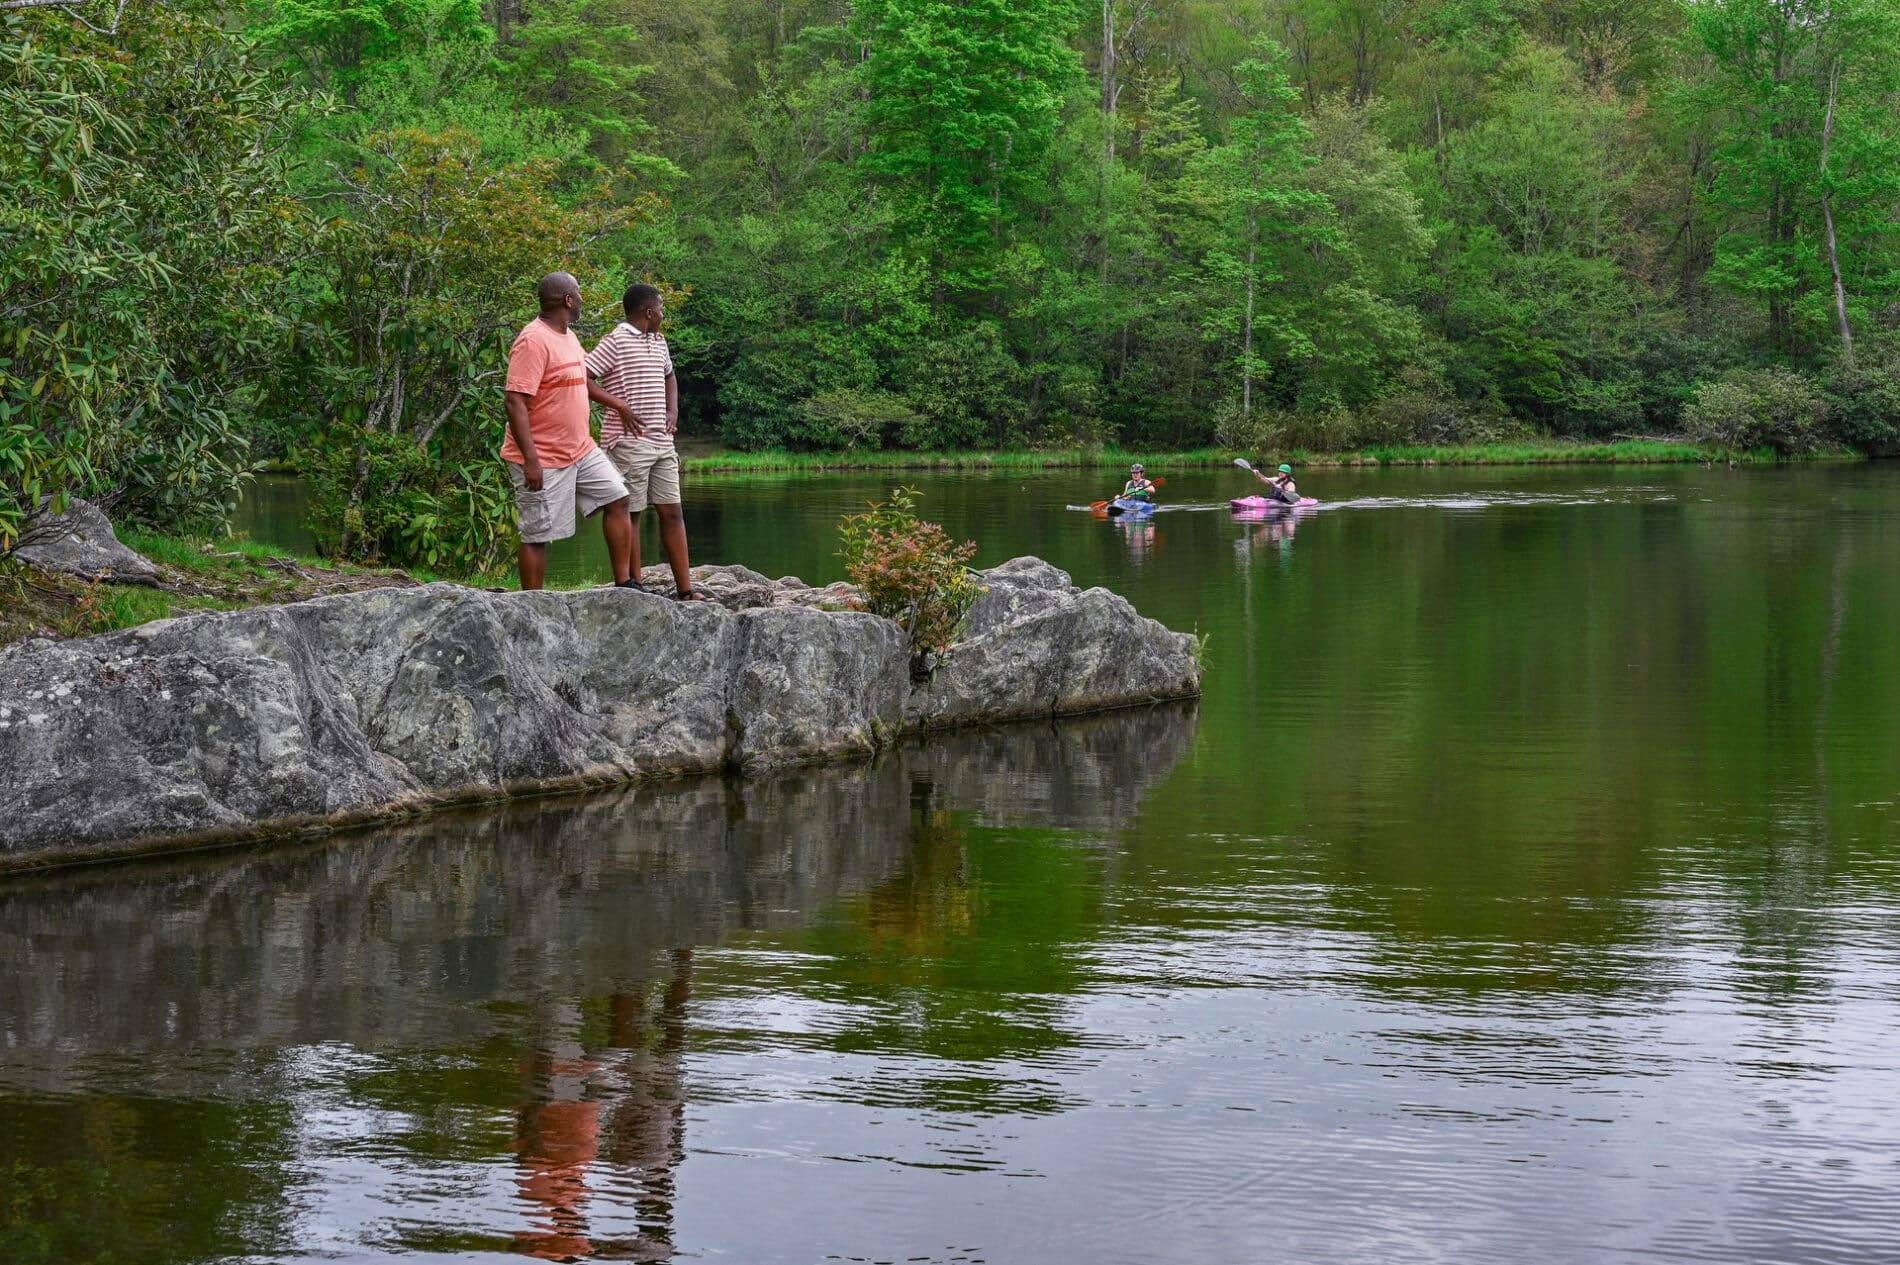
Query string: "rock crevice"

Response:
xmin=0 ymin=557 xmax=1200 ymax=867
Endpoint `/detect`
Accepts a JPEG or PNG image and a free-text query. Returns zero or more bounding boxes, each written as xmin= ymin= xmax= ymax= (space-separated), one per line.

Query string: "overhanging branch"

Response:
xmin=1 ymin=0 xmax=130 ymax=35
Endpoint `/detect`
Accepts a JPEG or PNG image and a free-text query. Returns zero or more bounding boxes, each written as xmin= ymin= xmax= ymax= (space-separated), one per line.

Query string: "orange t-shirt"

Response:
xmin=502 ymin=317 xmax=596 ymax=469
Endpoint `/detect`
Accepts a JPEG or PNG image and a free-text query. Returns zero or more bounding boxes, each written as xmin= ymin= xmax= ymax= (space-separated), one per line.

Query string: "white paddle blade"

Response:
xmin=1233 ymin=457 xmax=1252 ymax=471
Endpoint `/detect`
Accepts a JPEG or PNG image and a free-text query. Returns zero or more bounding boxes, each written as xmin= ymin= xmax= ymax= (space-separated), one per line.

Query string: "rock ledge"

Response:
xmin=0 ymin=557 xmax=1199 ymax=867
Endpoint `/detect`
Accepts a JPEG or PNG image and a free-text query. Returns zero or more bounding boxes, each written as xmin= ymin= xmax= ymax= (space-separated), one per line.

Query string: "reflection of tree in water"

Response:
xmin=0 ymin=1093 xmax=299 ymax=1265
xmin=856 ymin=798 xmax=976 ymax=956
xmin=0 ymin=704 xmax=1200 ymax=1257
xmin=512 ymin=950 xmax=694 ymax=1263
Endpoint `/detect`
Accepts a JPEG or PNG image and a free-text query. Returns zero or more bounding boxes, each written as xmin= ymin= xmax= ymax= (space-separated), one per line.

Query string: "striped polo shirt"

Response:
xmin=585 ymin=322 xmax=674 ymax=445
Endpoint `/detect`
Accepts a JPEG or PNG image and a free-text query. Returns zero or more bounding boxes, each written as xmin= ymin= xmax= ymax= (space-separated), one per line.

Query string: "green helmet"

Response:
xmin=1277 ymin=463 xmax=1293 ymax=475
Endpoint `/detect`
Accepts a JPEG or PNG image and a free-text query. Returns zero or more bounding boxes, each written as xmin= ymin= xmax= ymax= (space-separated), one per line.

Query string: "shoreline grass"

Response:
xmin=250 ymin=439 xmax=1868 ymax=482
xmin=679 ymin=439 xmax=1860 ymax=474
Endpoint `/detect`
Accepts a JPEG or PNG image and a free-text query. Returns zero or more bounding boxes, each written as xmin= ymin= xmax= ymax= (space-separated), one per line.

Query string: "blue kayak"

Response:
xmin=1107 ymin=497 xmax=1157 ymax=518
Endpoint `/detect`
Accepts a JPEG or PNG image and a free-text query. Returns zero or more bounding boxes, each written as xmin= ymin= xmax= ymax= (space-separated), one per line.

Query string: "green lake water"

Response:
xmin=4 ymin=464 xmax=1899 ymax=1263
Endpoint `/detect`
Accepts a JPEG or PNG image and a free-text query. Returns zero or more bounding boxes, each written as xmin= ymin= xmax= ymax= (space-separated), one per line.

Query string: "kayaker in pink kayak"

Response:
xmin=1252 ymin=462 xmax=1298 ymax=504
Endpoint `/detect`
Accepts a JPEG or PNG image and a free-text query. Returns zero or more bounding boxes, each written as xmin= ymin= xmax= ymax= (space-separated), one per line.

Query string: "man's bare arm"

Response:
xmin=586 ymin=374 xmax=642 ymax=433
xmin=506 ymin=391 xmax=544 ymax=490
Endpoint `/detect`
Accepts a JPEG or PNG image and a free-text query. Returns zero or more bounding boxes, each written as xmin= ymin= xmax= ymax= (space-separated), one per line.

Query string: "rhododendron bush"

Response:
xmin=837 ymin=488 xmax=980 ymax=667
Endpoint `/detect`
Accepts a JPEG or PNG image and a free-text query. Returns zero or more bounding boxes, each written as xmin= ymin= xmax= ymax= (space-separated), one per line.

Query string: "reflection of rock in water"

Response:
xmin=0 ymin=703 xmax=1198 ymax=1090
xmin=901 ymin=700 xmax=1198 ymax=830
xmin=0 ymin=704 xmax=1199 ymax=1262
xmin=0 ymin=767 xmax=900 ymax=1084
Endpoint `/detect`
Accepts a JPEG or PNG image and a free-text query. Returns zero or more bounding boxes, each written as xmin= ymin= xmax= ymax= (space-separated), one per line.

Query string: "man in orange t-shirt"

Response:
xmin=503 ymin=272 xmax=635 ymax=590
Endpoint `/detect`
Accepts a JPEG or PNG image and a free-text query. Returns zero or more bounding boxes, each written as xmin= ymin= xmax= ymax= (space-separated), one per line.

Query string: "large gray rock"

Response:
xmin=0 ymin=556 xmax=1200 ymax=866
xmin=907 ymin=556 xmax=1201 ymax=730
xmin=637 ymin=562 xmax=863 ymax=611
xmin=13 ymin=497 xmax=160 ymax=584
xmin=727 ymin=605 xmax=907 ymax=767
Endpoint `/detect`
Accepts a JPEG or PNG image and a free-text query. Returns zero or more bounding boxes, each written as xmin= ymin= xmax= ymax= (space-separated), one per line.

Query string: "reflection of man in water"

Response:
xmin=600 ymin=950 xmax=692 ymax=1256
xmin=511 ymin=949 xmax=694 ymax=1262
xmin=513 ymin=1006 xmax=602 ymax=1261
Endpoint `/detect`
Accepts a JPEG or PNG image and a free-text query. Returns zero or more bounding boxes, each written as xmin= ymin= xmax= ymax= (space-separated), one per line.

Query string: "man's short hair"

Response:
xmin=537 ymin=271 xmax=579 ymax=311
xmin=622 ymin=283 xmax=662 ymax=317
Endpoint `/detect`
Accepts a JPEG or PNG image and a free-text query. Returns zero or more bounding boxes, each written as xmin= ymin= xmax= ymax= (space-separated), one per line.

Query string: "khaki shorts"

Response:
xmin=507 ymin=447 xmax=628 ymax=545
xmin=605 ymin=439 xmax=681 ymax=512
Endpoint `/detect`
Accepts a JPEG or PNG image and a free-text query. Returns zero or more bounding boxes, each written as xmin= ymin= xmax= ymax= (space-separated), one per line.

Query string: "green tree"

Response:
xmin=503 ymin=0 xmax=681 ymax=175
xmin=1280 ymin=97 xmax=1430 ymax=410
xmin=0 ymin=2 xmax=309 ymax=547
xmin=1428 ymin=46 xmax=1651 ymax=429
xmin=1190 ymin=39 xmax=1326 ymax=420
xmin=248 ymin=0 xmax=489 ymax=106
xmin=854 ymin=0 xmax=1080 ymax=293
xmin=1685 ymin=0 xmax=1900 ymax=355
xmin=305 ymin=128 xmax=637 ymax=565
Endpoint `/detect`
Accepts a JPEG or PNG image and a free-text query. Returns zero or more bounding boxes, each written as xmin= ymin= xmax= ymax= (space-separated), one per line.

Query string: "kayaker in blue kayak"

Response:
xmin=1121 ymin=463 xmax=1157 ymax=502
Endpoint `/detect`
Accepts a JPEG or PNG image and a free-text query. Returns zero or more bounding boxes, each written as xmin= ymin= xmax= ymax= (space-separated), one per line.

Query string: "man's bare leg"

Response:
xmin=518 ymin=542 xmax=548 ymax=591
xmin=655 ymin=503 xmax=691 ymax=594
xmin=601 ymin=497 xmax=634 ymax=585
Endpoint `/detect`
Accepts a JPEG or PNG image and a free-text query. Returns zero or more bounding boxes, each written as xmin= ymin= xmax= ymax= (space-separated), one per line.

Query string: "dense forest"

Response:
xmin=6 ymin=0 xmax=1900 ymax=569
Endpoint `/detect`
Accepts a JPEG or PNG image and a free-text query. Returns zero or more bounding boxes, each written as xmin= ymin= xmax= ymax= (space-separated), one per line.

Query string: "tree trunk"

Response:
xmin=1680 ymin=138 xmax=1703 ymax=317
xmin=338 ymin=444 xmax=371 ymax=559
xmin=1100 ymin=0 xmax=1115 ymax=288
xmin=1242 ymin=205 xmax=1257 ymax=419
xmin=1820 ymin=58 xmax=1854 ymax=362
xmin=1433 ymin=87 xmax=1447 ymax=183
xmin=1767 ymin=21 xmax=1795 ymax=352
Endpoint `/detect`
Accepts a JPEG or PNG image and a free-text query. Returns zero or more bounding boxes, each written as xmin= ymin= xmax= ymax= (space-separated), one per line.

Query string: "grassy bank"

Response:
xmin=247 ymin=438 xmax=1862 ymax=482
xmin=680 ymin=438 xmax=1849 ymax=473
xmin=0 ymin=525 xmax=698 ymax=648
xmin=0 ymin=533 xmax=438 ymax=649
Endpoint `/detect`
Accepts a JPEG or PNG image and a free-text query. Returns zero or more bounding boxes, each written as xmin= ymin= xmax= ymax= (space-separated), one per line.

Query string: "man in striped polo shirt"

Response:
xmin=585 ymin=283 xmax=706 ymax=600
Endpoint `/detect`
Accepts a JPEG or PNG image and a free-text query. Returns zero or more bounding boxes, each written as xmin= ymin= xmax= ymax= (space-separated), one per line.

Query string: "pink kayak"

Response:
xmin=1230 ymin=495 xmax=1317 ymax=511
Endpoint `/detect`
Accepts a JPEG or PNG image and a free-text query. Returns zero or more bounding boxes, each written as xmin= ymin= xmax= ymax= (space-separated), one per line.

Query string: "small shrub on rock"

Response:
xmin=838 ymin=487 xmax=979 ymax=667
xmin=1683 ymin=367 xmax=1828 ymax=454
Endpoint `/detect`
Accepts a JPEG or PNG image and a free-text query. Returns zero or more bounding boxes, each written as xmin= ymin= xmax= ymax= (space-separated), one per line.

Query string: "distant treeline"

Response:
xmin=6 ymin=0 xmax=1898 ymax=569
